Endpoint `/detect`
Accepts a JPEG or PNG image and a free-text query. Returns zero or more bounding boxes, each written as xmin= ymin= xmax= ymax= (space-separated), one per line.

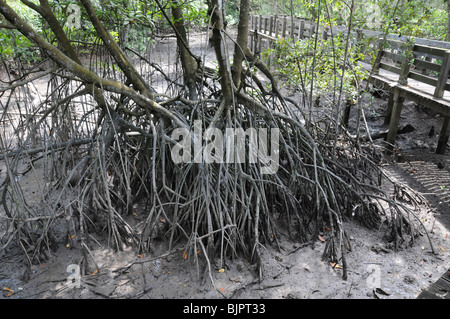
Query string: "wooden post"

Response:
xmin=310 ymin=24 xmax=316 ymax=38
xmin=398 ymin=44 xmax=414 ymax=86
xmin=291 ymin=16 xmax=295 ymax=43
xmin=253 ymin=29 xmax=258 ymax=54
xmin=385 ymin=87 xmax=405 ymax=154
xmin=383 ymin=89 xmax=395 ymax=125
xmin=275 ymin=16 xmax=279 ymax=38
xmin=299 ymin=20 xmax=304 ymax=40
xmin=434 ymin=50 xmax=450 ymax=98
xmin=249 ymin=16 xmax=254 ymax=52
xmin=269 ymin=16 xmax=273 ymax=36
xmin=434 ymin=51 xmax=450 ymax=155
xmin=259 ymin=14 xmax=262 ymax=33
xmin=293 ymin=17 xmax=300 ymax=39
xmin=322 ymin=26 xmax=328 ymax=41
xmin=258 ymin=32 xmax=262 ymax=52
xmin=264 ymin=16 xmax=268 ymax=34
xmin=372 ymin=38 xmax=384 ymax=75
xmin=436 ymin=116 xmax=450 ymax=154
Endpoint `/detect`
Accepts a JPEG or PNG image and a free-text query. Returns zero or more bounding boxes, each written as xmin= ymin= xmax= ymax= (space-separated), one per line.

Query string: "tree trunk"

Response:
xmin=36 ymin=0 xmax=106 ymax=107
xmin=80 ymin=0 xmax=154 ymax=99
xmin=170 ymin=0 xmax=200 ymax=100
xmin=209 ymin=0 xmax=234 ymax=105
xmin=231 ymin=0 xmax=250 ymax=88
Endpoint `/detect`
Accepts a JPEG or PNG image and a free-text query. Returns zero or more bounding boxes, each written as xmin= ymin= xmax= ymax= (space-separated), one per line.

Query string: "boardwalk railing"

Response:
xmin=249 ymin=15 xmax=334 ymax=53
xmin=249 ymin=14 xmax=450 ymax=155
xmin=370 ymin=38 xmax=450 ymax=154
xmin=250 ymin=15 xmax=450 ymax=51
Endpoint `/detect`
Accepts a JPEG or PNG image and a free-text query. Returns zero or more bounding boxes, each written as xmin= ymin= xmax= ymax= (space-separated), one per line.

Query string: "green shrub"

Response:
xmin=262 ymin=34 xmax=368 ymax=101
xmin=0 ymin=1 xmax=42 ymax=64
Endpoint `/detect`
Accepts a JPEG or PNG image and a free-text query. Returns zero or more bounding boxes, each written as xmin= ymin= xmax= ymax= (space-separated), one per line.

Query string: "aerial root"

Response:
xmin=0 ymin=65 xmax=430 ymax=281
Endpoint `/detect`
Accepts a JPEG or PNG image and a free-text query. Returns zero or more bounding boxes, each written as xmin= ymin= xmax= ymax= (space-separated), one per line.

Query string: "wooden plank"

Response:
xmin=408 ymin=71 xmax=438 ymax=87
xmin=382 ymin=51 xmax=404 ymax=64
xmin=414 ymin=45 xmax=446 ymax=57
xmin=366 ymin=73 xmax=398 ymax=89
xmin=398 ymin=85 xmax=450 ymax=116
xmin=365 ymin=72 xmax=450 ymax=116
xmin=434 ymin=276 xmax=450 ymax=291
xmin=416 ymin=38 xmax=450 ymax=50
xmin=413 ymin=49 xmax=442 ymax=60
xmin=434 ymin=50 xmax=450 ymax=97
xmin=384 ymin=39 xmax=405 ymax=50
xmin=250 ymin=32 xmax=276 ymax=42
xmin=444 ymin=271 xmax=450 ymax=281
xmin=413 ymin=51 xmax=443 ymax=62
xmin=424 ymin=284 xmax=449 ymax=298
xmin=379 ymin=62 xmax=401 ymax=75
xmin=413 ymin=58 xmax=441 ymax=73
xmin=418 ymin=289 xmax=441 ymax=299
xmin=418 ymin=269 xmax=450 ymax=298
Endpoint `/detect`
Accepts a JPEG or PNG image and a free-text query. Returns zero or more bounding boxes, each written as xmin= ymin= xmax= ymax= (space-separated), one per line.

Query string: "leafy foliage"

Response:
xmin=262 ymin=35 xmax=368 ymax=100
xmin=0 ymin=1 xmax=42 ymax=64
xmin=255 ymin=0 xmax=449 ymax=40
xmin=181 ymin=0 xmax=209 ymax=27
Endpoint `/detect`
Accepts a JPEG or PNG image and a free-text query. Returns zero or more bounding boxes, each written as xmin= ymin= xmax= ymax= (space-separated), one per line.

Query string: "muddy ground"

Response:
xmin=0 ymin=30 xmax=449 ymax=300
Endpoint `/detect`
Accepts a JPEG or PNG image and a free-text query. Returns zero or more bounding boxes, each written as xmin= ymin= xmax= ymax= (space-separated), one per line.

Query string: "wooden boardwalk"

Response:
xmin=360 ymin=61 xmax=450 ymax=102
xmin=249 ymin=15 xmax=450 ymax=155
xmin=250 ymin=15 xmax=450 ymax=50
xmin=417 ymin=268 xmax=450 ymax=299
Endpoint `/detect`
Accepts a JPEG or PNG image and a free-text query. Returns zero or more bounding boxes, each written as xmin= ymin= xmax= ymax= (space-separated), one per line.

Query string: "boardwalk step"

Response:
xmin=417 ymin=269 xmax=450 ymax=299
